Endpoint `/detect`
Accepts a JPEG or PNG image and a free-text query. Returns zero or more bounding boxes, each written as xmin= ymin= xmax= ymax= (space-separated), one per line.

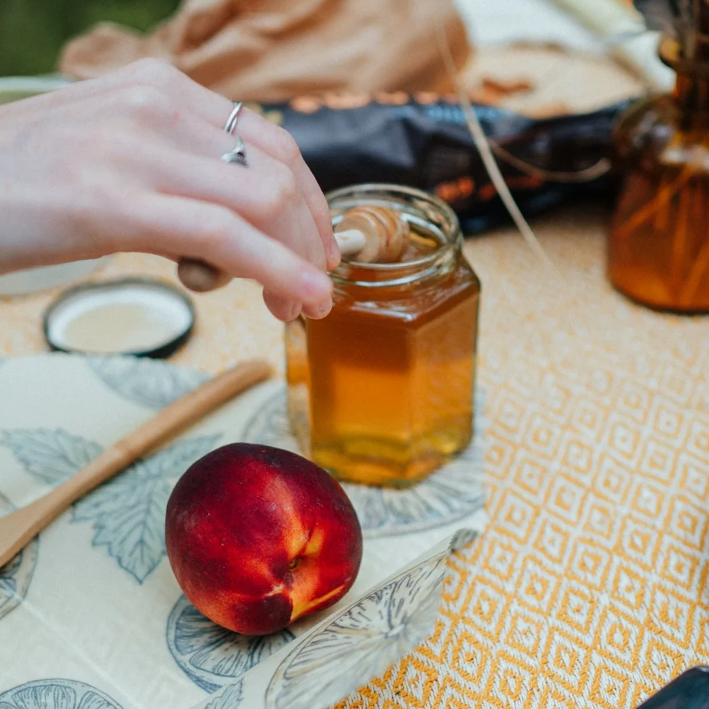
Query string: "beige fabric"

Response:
xmin=59 ymin=0 xmax=472 ymax=101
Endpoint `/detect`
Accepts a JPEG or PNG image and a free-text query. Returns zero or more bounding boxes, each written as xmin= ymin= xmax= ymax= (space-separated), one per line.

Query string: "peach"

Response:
xmin=165 ymin=443 xmax=363 ymax=635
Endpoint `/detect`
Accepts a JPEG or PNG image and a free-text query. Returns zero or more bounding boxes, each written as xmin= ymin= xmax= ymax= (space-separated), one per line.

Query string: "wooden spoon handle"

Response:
xmin=177 ymin=230 xmax=369 ymax=293
xmin=177 ymin=259 xmax=233 ymax=293
xmin=0 ymin=359 xmax=272 ymax=569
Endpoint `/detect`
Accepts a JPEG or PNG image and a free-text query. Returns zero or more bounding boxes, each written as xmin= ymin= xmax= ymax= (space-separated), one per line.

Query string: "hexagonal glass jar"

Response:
xmin=286 ymin=184 xmax=480 ymax=488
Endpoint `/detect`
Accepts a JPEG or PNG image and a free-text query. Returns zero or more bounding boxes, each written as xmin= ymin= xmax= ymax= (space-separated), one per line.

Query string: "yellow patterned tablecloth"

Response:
xmin=2 ymin=201 xmax=709 ymax=708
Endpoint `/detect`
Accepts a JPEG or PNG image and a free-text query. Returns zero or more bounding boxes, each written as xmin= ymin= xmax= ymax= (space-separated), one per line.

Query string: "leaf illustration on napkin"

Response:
xmin=265 ymin=552 xmax=448 ymax=709
xmin=0 ymin=492 xmax=38 ymax=622
xmin=0 ymin=679 xmax=123 ymax=709
xmin=167 ymin=594 xmax=296 ymax=691
xmin=203 ymin=682 xmax=243 ymax=709
xmin=73 ymin=435 xmax=221 ymax=584
xmin=0 ymin=556 xmax=18 ymax=596
xmin=0 ymin=429 xmax=102 ymax=485
xmin=87 ymin=357 xmax=208 ymax=409
xmin=1 ymin=426 xmax=221 ymax=583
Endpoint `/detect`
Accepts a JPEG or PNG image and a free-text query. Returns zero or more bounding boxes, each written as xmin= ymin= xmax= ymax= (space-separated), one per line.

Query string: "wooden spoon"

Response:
xmin=178 ymin=207 xmax=410 ymax=292
xmin=0 ymin=359 xmax=272 ymax=570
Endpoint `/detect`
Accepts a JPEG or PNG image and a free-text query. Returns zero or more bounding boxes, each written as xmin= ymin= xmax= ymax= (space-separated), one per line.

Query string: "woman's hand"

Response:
xmin=0 ymin=59 xmax=339 ymax=321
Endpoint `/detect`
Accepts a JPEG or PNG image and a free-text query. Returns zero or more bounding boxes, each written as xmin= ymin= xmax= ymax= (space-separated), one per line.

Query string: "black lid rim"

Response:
xmin=42 ymin=277 xmax=196 ymax=359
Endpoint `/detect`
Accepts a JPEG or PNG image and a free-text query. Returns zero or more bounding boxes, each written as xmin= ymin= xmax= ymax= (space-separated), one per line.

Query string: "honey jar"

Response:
xmin=286 ymin=184 xmax=480 ymax=488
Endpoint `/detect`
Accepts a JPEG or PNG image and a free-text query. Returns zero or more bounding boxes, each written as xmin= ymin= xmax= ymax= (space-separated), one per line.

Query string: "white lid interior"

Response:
xmin=46 ymin=280 xmax=193 ymax=355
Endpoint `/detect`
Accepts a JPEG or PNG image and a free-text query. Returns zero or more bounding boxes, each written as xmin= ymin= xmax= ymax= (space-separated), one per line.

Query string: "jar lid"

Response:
xmin=44 ymin=278 xmax=195 ymax=358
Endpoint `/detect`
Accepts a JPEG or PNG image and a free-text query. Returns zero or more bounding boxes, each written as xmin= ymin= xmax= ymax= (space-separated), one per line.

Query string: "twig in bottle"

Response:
xmin=670 ymin=173 xmax=692 ymax=298
xmin=680 ymin=176 xmax=709 ymax=302
xmin=615 ymin=166 xmax=693 ymax=238
xmin=654 ymin=174 xmax=671 ymax=232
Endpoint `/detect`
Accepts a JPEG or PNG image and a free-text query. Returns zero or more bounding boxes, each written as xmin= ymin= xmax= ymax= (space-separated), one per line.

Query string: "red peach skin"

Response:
xmin=165 ymin=443 xmax=363 ymax=635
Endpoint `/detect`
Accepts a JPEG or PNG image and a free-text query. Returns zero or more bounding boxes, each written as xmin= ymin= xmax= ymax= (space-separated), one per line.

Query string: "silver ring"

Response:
xmin=224 ymin=101 xmax=243 ymax=135
xmin=221 ymin=135 xmax=248 ymax=166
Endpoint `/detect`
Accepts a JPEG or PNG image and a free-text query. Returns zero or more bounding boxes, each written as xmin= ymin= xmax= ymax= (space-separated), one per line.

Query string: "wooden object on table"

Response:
xmin=0 ymin=359 xmax=272 ymax=570
xmin=334 ymin=206 xmax=410 ymax=264
xmin=177 ymin=206 xmax=410 ymax=292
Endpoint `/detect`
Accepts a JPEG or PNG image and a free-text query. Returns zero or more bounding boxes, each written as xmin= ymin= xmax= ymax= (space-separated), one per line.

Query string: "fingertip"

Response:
xmin=263 ymin=290 xmax=302 ymax=322
xmin=302 ymin=297 xmax=333 ymax=320
xmin=300 ymin=267 xmax=333 ymax=318
xmin=284 ymin=301 xmax=303 ymax=322
xmin=327 ymin=236 xmax=341 ymax=270
xmin=299 ymin=269 xmax=333 ymax=301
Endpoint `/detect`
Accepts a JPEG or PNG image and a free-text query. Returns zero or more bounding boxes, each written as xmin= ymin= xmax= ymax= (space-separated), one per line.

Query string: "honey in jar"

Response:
xmin=286 ymin=184 xmax=480 ymax=488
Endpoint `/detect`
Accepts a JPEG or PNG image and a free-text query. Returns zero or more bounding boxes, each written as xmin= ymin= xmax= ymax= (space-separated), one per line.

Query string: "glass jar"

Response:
xmin=608 ymin=38 xmax=709 ymax=312
xmin=286 ymin=184 xmax=480 ymax=488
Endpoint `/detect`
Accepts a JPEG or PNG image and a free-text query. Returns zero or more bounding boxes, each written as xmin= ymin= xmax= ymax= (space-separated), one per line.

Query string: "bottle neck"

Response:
xmin=674 ymin=73 xmax=709 ymax=123
xmin=332 ymin=244 xmax=458 ymax=291
xmin=662 ymin=36 xmax=709 ymax=129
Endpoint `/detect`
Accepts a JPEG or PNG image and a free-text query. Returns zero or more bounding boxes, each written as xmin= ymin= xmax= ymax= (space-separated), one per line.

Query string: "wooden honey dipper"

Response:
xmin=177 ymin=205 xmax=410 ymax=292
xmin=334 ymin=205 xmax=409 ymax=264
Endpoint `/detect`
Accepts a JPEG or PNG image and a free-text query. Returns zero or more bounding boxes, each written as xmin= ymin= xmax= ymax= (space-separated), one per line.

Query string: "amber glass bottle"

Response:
xmin=286 ymin=184 xmax=480 ymax=488
xmin=608 ymin=37 xmax=709 ymax=312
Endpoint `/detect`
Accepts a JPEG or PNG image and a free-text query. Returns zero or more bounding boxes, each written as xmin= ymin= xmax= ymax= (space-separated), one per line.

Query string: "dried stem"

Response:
xmin=670 ymin=173 xmax=692 ymax=295
xmin=614 ymin=166 xmax=693 ymax=238
xmin=680 ymin=175 xmax=709 ymax=301
xmin=435 ymin=15 xmax=555 ymax=271
xmin=654 ymin=173 xmax=672 ymax=232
